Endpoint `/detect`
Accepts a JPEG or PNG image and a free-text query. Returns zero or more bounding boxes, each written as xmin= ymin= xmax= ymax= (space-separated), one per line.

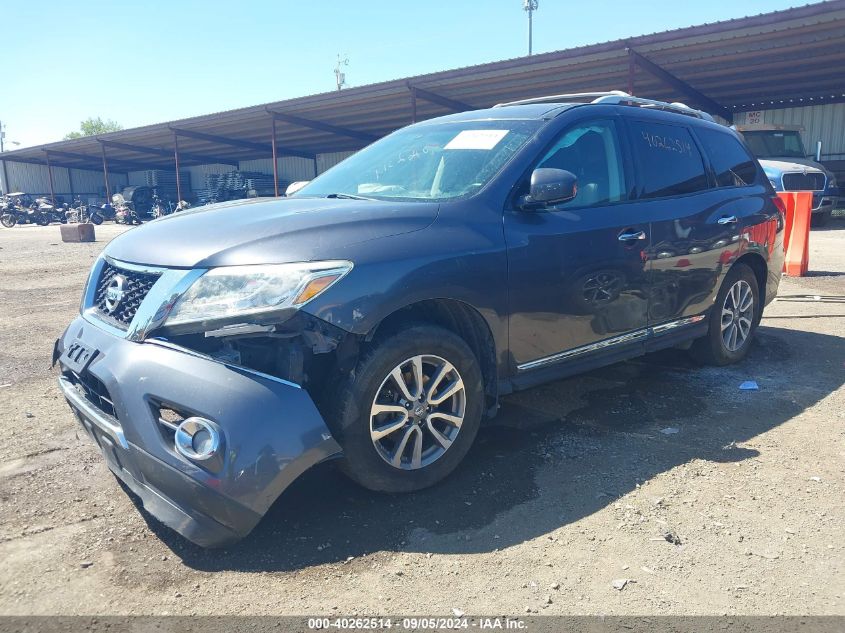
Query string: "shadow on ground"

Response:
xmin=139 ymin=325 xmax=845 ymax=572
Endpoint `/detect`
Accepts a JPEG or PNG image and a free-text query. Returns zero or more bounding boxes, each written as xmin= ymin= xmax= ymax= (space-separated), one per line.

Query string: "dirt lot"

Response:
xmin=0 ymin=221 xmax=843 ymax=616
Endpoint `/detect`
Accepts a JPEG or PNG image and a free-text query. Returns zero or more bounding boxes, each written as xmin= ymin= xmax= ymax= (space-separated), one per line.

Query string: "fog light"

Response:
xmin=174 ymin=417 xmax=220 ymax=462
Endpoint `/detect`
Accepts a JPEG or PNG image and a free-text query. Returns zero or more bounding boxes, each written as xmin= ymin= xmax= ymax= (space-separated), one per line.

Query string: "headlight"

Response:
xmin=164 ymin=261 xmax=352 ymax=326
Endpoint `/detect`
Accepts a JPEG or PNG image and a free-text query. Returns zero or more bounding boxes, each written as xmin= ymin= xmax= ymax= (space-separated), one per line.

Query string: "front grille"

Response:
xmin=65 ymin=371 xmax=117 ymax=419
xmin=94 ymin=261 xmax=160 ymax=327
xmin=782 ymin=172 xmax=826 ymax=191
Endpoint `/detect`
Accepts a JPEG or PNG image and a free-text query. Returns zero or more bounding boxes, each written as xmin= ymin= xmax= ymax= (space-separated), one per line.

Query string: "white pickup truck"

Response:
xmin=736 ymin=124 xmax=839 ymax=225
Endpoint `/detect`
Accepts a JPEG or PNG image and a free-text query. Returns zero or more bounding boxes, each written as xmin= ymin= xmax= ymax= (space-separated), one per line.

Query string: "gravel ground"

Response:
xmin=0 ymin=221 xmax=843 ymax=616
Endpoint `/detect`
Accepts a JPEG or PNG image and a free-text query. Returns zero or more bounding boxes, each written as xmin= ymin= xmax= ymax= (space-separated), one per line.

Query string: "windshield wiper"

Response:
xmin=324 ymin=192 xmax=374 ymax=200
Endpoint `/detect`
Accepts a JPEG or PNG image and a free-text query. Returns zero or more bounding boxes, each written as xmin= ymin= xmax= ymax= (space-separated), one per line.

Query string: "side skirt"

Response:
xmin=500 ymin=314 xmax=708 ymax=395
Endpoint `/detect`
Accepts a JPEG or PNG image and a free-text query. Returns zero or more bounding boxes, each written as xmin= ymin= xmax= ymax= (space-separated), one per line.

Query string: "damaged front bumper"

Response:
xmin=56 ymin=316 xmax=342 ymax=547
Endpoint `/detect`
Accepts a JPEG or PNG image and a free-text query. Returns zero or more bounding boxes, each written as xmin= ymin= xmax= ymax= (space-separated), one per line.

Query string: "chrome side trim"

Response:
xmin=516 ymin=314 xmax=707 ymax=373
xmin=650 ymin=314 xmax=706 ymax=335
xmin=58 ymin=375 xmax=128 ymax=449
xmin=517 ymin=328 xmax=649 ymax=372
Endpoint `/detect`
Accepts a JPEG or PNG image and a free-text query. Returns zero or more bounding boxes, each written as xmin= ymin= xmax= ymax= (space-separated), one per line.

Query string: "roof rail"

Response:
xmin=494 ymin=91 xmax=716 ymax=122
xmin=494 ymin=91 xmax=629 ymax=107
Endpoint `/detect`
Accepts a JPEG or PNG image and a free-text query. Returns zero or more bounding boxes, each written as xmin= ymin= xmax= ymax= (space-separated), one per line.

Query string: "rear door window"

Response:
xmin=696 ymin=128 xmax=759 ymax=187
xmin=628 ymin=120 xmax=709 ymax=198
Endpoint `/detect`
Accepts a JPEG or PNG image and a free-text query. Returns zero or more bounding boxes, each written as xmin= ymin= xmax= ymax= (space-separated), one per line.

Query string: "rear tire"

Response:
xmin=327 ymin=324 xmax=484 ymax=493
xmin=690 ymin=263 xmax=760 ymax=366
xmin=89 ymin=213 xmax=103 ymax=225
xmin=812 ymin=210 xmax=832 ymax=227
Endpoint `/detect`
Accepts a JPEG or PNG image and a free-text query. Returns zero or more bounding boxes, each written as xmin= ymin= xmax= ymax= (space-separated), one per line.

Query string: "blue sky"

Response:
xmin=1 ymin=0 xmax=807 ymax=148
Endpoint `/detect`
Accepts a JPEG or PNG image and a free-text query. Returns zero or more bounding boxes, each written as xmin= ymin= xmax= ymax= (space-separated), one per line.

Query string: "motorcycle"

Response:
xmin=0 ymin=193 xmax=33 ymax=227
xmin=112 ymin=194 xmax=141 ymax=225
xmin=30 ymin=197 xmax=66 ymax=225
xmin=150 ymin=194 xmax=170 ymax=219
xmin=66 ymin=197 xmax=103 ymax=225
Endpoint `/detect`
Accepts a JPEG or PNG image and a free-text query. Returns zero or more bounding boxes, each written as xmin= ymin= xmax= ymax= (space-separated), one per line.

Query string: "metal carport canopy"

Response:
xmin=2 ymin=0 xmax=844 ymax=176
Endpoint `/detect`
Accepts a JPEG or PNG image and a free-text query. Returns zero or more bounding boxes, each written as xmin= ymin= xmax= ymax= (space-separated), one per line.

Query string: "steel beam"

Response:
xmin=626 ymin=48 xmax=733 ymax=121
xmin=406 ymin=84 xmax=472 ymax=113
xmin=44 ymin=151 xmax=56 ymax=205
xmin=101 ymin=144 xmax=111 ymax=200
xmin=269 ymin=110 xmax=377 ymax=143
xmin=271 ymin=117 xmax=279 ymax=197
xmin=3 ymin=150 xmax=125 ymax=174
xmin=410 ymin=89 xmax=417 ymax=123
xmin=173 ymin=132 xmax=182 ymax=203
xmin=99 ymin=139 xmax=238 ymax=167
xmin=170 ymin=126 xmax=314 ymax=160
xmin=45 ymin=148 xmax=152 ymax=172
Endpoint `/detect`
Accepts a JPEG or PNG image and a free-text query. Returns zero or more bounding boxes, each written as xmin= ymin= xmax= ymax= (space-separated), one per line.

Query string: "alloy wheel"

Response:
xmin=721 ymin=279 xmax=754 ymax=352
xmin=369 ymin=354 xmax=466 ymax=470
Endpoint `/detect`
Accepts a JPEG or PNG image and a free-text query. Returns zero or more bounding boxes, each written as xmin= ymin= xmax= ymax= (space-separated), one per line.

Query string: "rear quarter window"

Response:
xmin=696 ymin=127 xmax=760 ymax=187
xmin=629 ymin=120 xmax=709 ymax=199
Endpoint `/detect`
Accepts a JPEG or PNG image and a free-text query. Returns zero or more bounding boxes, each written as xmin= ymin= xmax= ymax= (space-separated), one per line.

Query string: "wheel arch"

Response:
xmin=366 ymin=298 xmax=499 ymax=415
xmin=733 ymin=252 xmax=768 ymax=315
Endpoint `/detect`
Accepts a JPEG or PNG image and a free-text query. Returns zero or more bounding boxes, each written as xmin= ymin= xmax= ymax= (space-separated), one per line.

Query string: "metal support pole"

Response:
xmin=313 ymin=157 xmax=319 ymax=178
xmin=100 ymin=143 xmax=111 ymax=201
xmin=173 ymin=132 xmax=182 ymax=203
xmin=67 ymin=167 xmax=75 ymax=197
xmin=410 ymin=89 xmax=417 ymax=123
xmin=0 ymin=119 xmax=8 ymax=194
xmin=271 ymin=117 xmax=280 ymax=197
xmin=527 ymin=9 xmax=533 ymax=56
xmin=45 ymin=151 xmax=56 ymax=206
xmin=627 ymin=50 xmax=635 ymax=96
xmin=0 ymin=158 xmax=8 ymax=195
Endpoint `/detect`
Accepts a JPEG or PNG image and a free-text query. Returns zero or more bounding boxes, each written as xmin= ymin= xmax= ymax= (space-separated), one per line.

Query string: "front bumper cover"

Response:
xmin=56 ymin=316 xmax=342 ymax=547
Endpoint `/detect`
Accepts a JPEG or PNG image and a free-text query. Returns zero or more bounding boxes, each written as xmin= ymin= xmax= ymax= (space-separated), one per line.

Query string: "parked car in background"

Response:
xmin=55 ymin=92 xmax=784 ymax=547
xmin=737 ymin=124 xmax=839 ymax=225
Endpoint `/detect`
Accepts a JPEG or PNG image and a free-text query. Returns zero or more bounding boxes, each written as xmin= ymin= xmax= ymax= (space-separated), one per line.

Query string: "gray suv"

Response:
xmin=55 ymin=92 xmax=785 ymax=546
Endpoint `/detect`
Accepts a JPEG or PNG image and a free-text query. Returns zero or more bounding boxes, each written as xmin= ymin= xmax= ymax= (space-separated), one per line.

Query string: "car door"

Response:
xmin=504 ymin=116 xmax=651 ymax=373
xmin=623 ymin=118 xmax=752 ymax=328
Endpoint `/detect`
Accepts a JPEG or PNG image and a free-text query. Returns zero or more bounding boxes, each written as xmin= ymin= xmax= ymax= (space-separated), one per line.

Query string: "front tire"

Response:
xmin=327 ymin=324 xmax=484 ymax=493
xmin=690 ymin=263 xmax=760 ymax=366
xmin=0 ymin=214 xmax=15 ymax=228
xmin=812 ymin=210 xmax=832 ymax=227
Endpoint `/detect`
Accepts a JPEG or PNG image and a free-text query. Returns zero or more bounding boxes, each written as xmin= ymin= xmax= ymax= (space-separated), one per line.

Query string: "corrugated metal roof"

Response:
xmin=3 ymin=0 xmax=844 ymax=174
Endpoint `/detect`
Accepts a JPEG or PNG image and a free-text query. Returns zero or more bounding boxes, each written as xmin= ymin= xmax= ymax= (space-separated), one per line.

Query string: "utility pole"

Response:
xmin=334 ymin=55 xmax=349 ymax=91
xmin=523 ymin=0 xmax=539 ymax=56
xmin=0 ymin=120 xmax=12 ymax=195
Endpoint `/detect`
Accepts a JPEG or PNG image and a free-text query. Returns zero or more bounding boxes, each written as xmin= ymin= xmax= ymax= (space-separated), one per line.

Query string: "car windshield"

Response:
xmin=294 ymin=120 xmax=542 ymax=201
xmin=743 ymin=130 xmax=806 ymax=159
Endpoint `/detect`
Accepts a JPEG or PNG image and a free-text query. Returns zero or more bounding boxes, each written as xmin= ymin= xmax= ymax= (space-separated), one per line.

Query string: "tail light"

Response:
xmin=772 ymin=195 xmax=786 ymax=231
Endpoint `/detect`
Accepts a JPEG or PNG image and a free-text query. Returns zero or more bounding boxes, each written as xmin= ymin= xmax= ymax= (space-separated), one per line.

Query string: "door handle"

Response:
xmin=618 ymin=230 xmax=647 ymax=242
xmin=717 ymin=215 xmax=738 ymax=225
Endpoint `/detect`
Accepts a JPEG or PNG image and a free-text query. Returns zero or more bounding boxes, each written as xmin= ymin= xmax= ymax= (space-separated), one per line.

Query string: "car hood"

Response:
xmin=104 ymin=197 xmax=439 ymax=268
xmin=760 ymin=158 xmax=829 ymax=176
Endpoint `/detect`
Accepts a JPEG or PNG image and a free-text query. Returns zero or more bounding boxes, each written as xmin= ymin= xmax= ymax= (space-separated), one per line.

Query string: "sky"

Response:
xmin=0 ymin=0 xmax=809 ymax=149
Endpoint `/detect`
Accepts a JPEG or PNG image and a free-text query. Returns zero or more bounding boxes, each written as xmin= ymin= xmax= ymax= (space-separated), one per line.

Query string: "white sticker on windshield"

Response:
xmin=444 ymin=129 xmax=509 ymax=150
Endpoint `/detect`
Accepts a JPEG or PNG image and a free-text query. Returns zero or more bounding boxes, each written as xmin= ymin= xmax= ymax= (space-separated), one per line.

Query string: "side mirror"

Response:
xmin=520 ymin=168 xmax=577 ymax=209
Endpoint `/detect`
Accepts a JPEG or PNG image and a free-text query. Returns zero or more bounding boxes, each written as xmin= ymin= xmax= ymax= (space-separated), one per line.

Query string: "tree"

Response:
xmin=64 ymin=117 xmax=123 ymax=140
